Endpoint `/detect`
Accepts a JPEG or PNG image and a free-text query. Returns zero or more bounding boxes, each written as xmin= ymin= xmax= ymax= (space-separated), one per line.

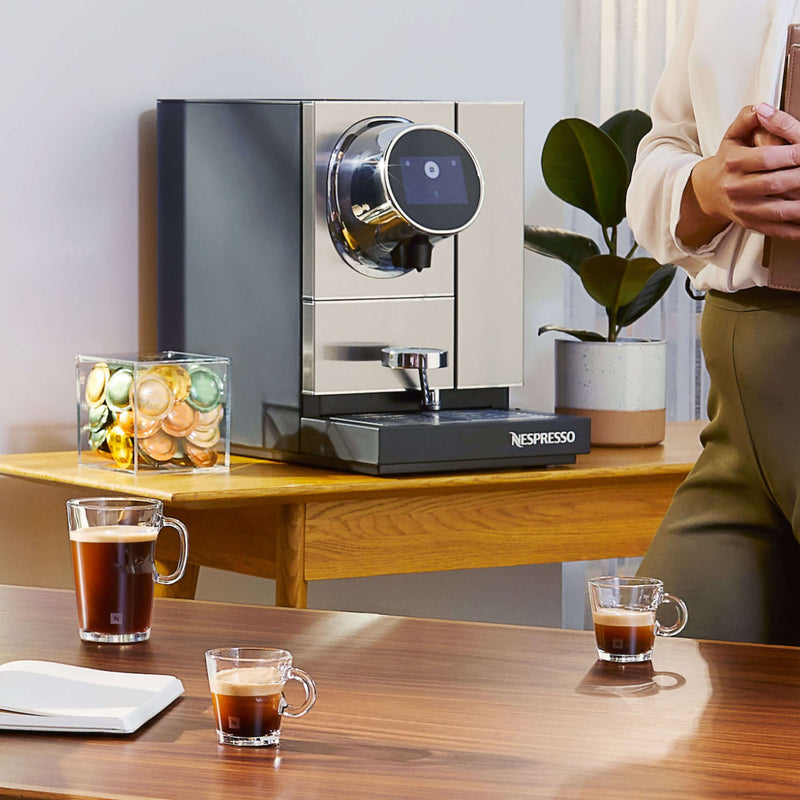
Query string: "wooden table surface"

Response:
xmin=0 ymin=421 xmax=705 ymax=608
xmin=0 ymin=421 xmax=705 ymax=507
xmin=0 ymin=584 xmax=798 ymax=800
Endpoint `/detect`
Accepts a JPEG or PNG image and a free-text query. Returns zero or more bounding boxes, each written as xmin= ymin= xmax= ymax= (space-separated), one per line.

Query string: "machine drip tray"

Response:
xmin=299 ymin=408 xmax=591 ymax=475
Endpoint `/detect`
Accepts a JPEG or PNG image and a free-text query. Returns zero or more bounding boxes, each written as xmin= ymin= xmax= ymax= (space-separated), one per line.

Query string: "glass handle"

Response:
xmin=155 ymin=517 xmax=189 ymax=585
xmin=655 ymin=593 xmax=688 ymax=637
xmin=281 ymin=668 xmax=317 ymax=718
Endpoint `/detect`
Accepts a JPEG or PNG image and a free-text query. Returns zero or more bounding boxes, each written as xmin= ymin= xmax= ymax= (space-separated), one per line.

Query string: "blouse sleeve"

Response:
xmin=626 ymin=0 xmax=733 ymax=275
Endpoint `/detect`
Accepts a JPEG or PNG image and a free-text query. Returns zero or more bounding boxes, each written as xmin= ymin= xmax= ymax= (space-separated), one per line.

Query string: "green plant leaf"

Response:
xmin=524 ymin=225 xmax=600 ymax=274
xmin=537 ymin=324 xmax=606 ymax=342
xmin=600 ymin=109 xmax=652 ymax=177
xmin=617 ymin=262 xmax=677 ymax=327
xmin=580 ymin=255 xmax=664 ymax=310
xmin=541 ymin=118 xmax=629 ymax=227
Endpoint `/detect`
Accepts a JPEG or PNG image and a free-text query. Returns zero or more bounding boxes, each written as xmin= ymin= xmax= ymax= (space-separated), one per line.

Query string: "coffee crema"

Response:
xmin=70 ymin=525 xmax=158 ymax=636
xmin=210 ymin=666 xmax=286 ymax=738
xmin=592 ymin=608 xmax=656 ymax=656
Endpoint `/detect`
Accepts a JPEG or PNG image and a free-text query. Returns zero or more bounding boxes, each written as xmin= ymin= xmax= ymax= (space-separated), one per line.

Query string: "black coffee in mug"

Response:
xmin=70 ymin=525 xmax=158 ymax=639
xmin=67 ymin=497 xmax=189 ymax=644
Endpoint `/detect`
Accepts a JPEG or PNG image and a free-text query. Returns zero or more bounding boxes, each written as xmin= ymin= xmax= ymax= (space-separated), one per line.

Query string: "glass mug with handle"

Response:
xmin=206 ymin=647 xmax=317 ymax=746
xmin=66 ymin=497 xmax=189 ymax=643
xmin=588 ymin=576 xmax=688 ymax=663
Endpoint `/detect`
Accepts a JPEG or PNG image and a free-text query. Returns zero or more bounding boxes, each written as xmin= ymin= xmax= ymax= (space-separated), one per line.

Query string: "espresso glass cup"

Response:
xmin=206 ymin=647 xmax=317 ymax=747
xmin=67 ymin=497 xmax=189 ymax=643
xmin=588 ymin=576 xmax=688 ymax=663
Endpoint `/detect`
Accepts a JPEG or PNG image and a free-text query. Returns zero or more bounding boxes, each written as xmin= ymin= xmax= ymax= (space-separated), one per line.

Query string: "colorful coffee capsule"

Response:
xmin=116 ymin=408 xmax=161 ymax=439
xmin=130 ymin=373 xmax=175 ymax=420
xmin=196 ymin=404 xmax=224 ymax=427
xmin=186 ymin=366 xmax=223 ymax=412
xmin=135 ymin=445 xmax=161 ymax=469
xmin=84 ymin=363 xmax=110 ymax=407
xmin=138 ymin=430 xmax=178 ymax=462
xmin=185 ymin=440 xmax=218 ymax=468
xmin=187 ymin=424 xmax=221 ymax=449
xmin=88 ymin=404 xmax=110 ymax=431
xmin=161 ymin=401 xmax=198 ymax=438
xmin=88 ymin=426 xmax=108 ymax=451
xmin=146 ymin=364 xmax=192 ymax=403
xmin=170 ymin=438 xmax=190 ymax=466
xmin=106 ymin=424 xmax=134 ymax=469
xmin=105 ymin=368 xmax=134 ymax=412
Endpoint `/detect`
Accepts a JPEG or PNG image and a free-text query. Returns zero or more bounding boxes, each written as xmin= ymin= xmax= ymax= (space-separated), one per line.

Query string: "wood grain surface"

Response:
xmin=0 ymin=422 xmax=705 ymax=607
xmin=0 ymin=421 xmax=704 ymax=508
xmin=0 ymin=585 xmax=799 ymax=800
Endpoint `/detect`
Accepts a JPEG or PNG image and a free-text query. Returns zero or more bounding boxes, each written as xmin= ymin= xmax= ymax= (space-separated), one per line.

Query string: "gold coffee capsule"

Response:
xmin=131 ymin=373 xmax=175 ymax=420
xmin=85 ymin=363 xmax=110 ymax=407
xmin=161 ymin=401 xmax=198 ymax=438
xmin=105 ymin=368 xmax=134 ymax=412
xmin=185 ymin=440 xmax=218 ymax=468
xmin=138 ymin=430 xmax=178 ymax=462
xmin=146 ymin=364 xmax=192 ymax=403
xmin=186 ymin=366 xmax=223 ymax=412
xmin=106 ymin=424 xmax=134 ymax=469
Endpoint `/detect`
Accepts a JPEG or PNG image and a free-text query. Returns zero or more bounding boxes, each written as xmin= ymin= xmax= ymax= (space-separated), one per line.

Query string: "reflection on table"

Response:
xmin=0 ymin=584 xmax=798 ymax=799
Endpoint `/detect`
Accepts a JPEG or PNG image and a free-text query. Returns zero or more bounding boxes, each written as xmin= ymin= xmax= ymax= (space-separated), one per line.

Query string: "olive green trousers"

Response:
xmin=638 ymin=288 xmax=800 ymax=645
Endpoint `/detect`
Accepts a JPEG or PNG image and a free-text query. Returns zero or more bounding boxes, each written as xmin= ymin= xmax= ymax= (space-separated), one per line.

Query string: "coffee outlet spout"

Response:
xmin=390 ymin=234 xmax=433 ymax=271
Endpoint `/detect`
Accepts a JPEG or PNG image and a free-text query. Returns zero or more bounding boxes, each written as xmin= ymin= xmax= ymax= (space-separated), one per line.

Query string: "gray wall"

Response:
xmin=0 ymin=0 xmax=567 ymax=626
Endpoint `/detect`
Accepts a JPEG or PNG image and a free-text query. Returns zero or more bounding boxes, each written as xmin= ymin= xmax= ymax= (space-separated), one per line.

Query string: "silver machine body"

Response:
xmin=157 ymin=100 xmax=590 ymax=474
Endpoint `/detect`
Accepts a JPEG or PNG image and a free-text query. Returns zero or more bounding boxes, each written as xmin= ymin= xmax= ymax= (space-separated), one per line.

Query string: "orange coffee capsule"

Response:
xmin=138 ymin=430 xmax=178 ymax=462
xmin=116 ymin=408 xmax=161 ymax=439
xmin=185 ymin=441 xmax=218 ymax=468
xmin=161 ymin=401 xmax=198 ymax=438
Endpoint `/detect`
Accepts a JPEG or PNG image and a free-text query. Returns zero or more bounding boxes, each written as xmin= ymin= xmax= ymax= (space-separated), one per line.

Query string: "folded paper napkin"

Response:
xmin=0 ymin=660 xmax=184 ymax=734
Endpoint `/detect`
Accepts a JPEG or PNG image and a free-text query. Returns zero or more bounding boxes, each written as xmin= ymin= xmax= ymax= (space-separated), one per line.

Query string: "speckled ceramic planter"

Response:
xmin=554 ymin=338 xmax=666 ymax=447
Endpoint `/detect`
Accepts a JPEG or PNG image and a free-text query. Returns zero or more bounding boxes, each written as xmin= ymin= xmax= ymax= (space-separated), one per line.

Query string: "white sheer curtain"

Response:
xmin=562 ymin=0 xmax=709 ymax=422
xmin=560 ymin=0 xmax=707 ymax=628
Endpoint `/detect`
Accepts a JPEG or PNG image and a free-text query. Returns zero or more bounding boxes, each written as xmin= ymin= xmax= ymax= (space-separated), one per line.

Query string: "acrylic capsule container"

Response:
xmin=77 ymin=352 xmax=230 ymax=474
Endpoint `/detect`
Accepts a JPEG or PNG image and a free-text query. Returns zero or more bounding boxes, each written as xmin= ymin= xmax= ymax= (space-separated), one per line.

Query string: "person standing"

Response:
xmin=628 ymin=0 xmax=800 ymax=644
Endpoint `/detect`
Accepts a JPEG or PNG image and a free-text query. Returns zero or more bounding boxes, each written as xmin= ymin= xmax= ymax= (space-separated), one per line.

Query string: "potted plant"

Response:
xmin=525 ymin=109 xmax=677 ymax=446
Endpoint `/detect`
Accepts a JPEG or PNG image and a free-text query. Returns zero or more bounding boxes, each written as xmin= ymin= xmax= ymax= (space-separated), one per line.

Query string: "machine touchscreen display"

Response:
xmin=399 ymin=156 xmax=468 ymax=205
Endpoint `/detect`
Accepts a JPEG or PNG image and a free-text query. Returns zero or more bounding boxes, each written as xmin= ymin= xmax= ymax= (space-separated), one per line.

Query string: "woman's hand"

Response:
xmin=677 ymin=104 xmax=800 ymax=248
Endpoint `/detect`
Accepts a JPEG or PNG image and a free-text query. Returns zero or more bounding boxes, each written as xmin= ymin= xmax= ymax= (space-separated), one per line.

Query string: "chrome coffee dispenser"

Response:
xmin=157 ymin=100 xmax=590 ymax=474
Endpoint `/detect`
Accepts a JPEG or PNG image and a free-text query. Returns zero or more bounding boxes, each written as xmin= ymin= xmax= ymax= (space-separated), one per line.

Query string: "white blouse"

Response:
xmin=627 ymin=0 xmax=800 ymax=292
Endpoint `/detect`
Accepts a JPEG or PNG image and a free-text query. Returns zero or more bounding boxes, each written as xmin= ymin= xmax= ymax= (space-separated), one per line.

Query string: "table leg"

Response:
xmin=275 ymin=503 xmax=307 ymax=608
xmin=155 ymin=561 xmax=201 ymax=599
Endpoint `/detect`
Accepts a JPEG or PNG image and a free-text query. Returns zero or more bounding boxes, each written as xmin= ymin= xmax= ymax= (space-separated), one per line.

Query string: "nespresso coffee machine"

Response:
xmin=156 ymin=100 xmax=590 ymax=474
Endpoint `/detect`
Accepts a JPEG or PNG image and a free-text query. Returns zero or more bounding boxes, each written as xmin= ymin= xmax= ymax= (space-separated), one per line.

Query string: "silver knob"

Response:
xmin=381 ymin=347 xmax=449 ymax=411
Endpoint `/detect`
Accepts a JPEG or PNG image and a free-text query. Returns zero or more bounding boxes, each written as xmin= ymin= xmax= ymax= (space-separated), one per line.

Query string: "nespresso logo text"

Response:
xmin=510 ymin=430 xmax=576 ymax=447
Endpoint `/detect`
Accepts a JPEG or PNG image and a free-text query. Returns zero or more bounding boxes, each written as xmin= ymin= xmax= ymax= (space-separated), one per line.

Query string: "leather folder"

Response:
xmin=764 ymin=24 xmax=800 ymax=290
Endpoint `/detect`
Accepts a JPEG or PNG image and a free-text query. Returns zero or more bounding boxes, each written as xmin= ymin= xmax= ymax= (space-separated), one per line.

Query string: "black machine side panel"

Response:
xmin=156 ymin=100 xmax=304 ymax=452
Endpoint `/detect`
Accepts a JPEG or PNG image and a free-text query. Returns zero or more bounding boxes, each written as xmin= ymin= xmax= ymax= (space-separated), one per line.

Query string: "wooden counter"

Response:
xmin=1 ymin=583 xmax=798 ymax=800
xmin=0 ymin=420 xmax=705 ymax=608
